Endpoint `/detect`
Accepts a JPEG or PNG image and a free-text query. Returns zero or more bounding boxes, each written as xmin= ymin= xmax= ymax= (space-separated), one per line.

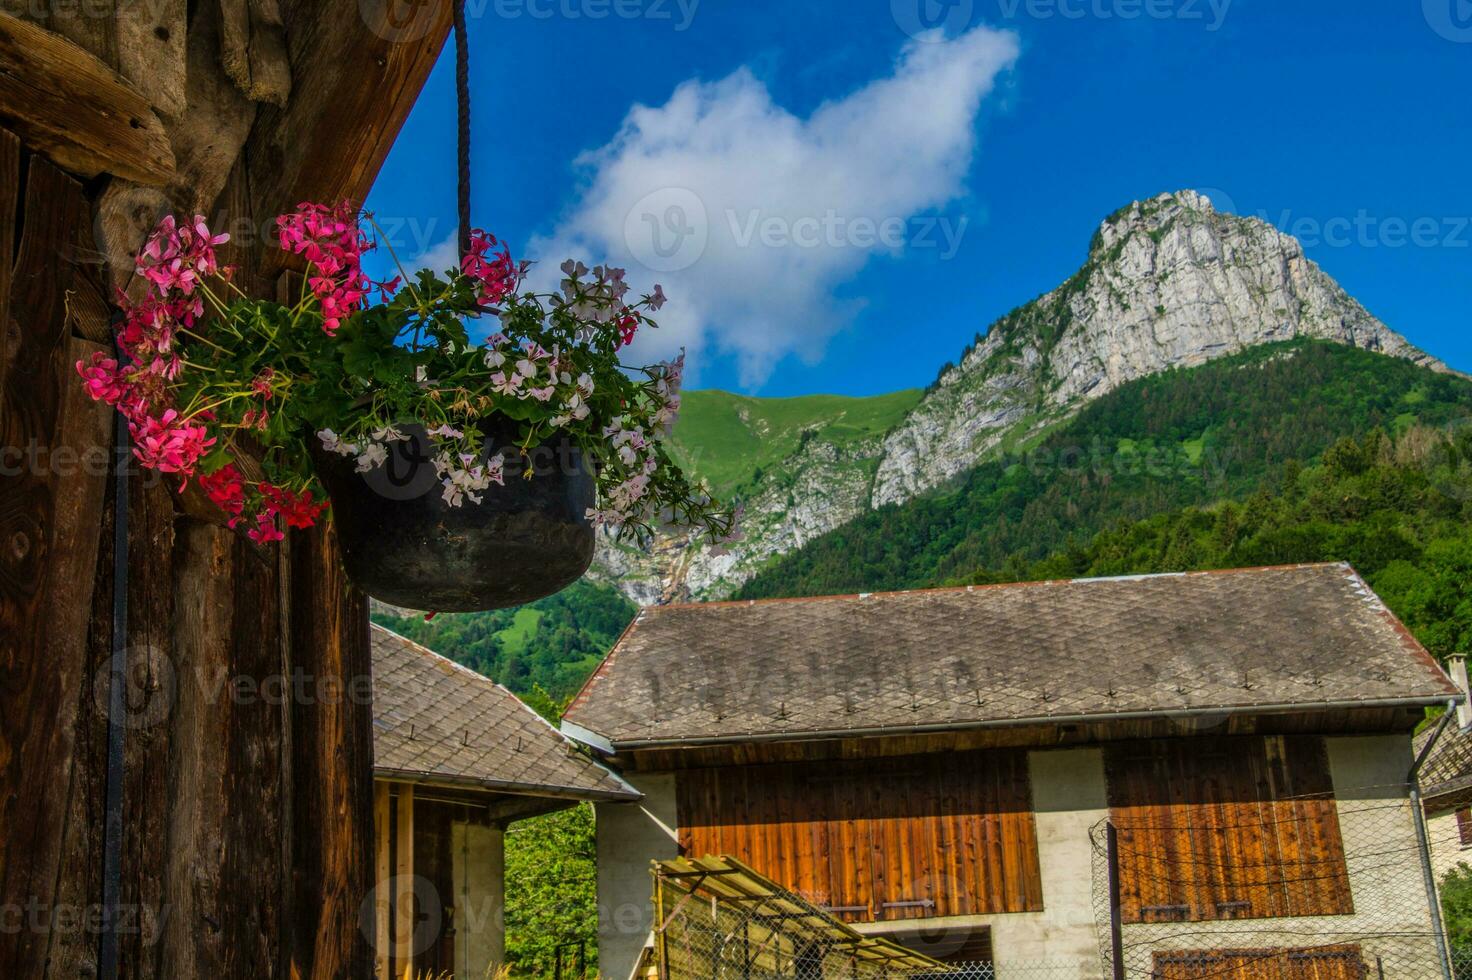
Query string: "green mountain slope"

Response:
xmin=945 ymin=427 xmax=1472 ymax=661
xmin=735 ymin=340 xmax=1472 ymax=600
xmin=666 ymin=388 xmax=922 ymax=499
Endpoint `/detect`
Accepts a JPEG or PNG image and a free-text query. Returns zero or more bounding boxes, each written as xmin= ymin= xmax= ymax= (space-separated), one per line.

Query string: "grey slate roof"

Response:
xmin=371 ymin=625 xmax=638 ymax=800
xmin=563 ymin=563 xmax=1455 ymax=748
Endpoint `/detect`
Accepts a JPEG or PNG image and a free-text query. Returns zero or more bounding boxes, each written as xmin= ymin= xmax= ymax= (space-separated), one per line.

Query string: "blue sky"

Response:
xmin=367 ymin=0 xmax=1472 ymax=396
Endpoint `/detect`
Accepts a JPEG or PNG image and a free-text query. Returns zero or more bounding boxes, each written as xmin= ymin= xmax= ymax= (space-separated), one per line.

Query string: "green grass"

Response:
xmin=667 ymin=388 xmax=923 ymax=498
xmin=497 ymin=607 xmax=543 ymax=655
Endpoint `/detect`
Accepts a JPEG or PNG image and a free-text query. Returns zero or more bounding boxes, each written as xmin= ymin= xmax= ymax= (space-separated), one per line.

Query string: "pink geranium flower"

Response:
xmin=136 ymin=214 xmax=229 ymax=296
xmin=129 ymin=409 xmax=216 ymax=477
xmin=279 ymin=202 xmax=374 ymax=334
xmin=75 ymin=352 xmax=130 ymax=406
xmin=198 ymin=464 xmax=247 ymax=526
xmin=462 ymin=229 xmax=519 ymax=306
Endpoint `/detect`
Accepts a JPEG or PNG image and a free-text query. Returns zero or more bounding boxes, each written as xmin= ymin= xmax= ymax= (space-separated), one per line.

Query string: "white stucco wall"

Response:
xmin=452 ymin=820 xmax=505 ymax=977
xmin=594 ymin=737 xmax=1441 ymax=979
xmin=596 ymin=771 xmax=678 ymax=980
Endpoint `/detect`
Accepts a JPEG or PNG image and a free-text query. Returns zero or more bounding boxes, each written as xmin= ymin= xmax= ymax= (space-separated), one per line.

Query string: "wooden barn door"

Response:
xmin=676 ymin=751 xmax=1044 ymax=923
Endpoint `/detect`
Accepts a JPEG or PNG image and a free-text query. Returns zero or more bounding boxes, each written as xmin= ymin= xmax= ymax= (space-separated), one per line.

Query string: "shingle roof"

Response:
xmin=1415 ymin=721 xmax=1472 ymax=805
xmin=371 ymin=625 xmax=638 ymax=800
xmin=563 ymin=563 xmax=1455 ymax=748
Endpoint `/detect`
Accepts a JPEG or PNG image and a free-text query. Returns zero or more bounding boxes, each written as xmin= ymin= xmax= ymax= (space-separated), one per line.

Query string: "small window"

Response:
xmin=1456 ymin=807 xmax=1472 ymax=847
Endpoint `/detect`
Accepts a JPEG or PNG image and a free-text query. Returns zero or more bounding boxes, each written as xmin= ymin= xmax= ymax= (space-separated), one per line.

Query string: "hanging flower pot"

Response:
xmin=310 ymin=416 xmax=595 ymax=611
xmin=77 ymin=205 xmax=738 ymax=612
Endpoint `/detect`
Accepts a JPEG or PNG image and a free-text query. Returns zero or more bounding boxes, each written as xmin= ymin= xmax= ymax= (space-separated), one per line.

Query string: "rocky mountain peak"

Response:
xmin=1089 ymin=189 xmax=1218 ymax=258
xmin=595 ymin=191 xmax=1443 ymax=603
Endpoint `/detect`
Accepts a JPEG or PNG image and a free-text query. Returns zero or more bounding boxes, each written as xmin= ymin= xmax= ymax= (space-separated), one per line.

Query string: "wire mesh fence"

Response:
xmin=1088 ymin=780 xmax=1462 ymax=978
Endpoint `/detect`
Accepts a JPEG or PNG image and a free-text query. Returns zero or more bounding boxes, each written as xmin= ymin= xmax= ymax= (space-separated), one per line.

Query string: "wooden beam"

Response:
xmin=287 ymin=523 xmax=374 ymax=980
xmin=393 ymin=785 xmax=415 ymax=974
xmin=245 ymin=0 xmax=452 ymax=275
xmin=375 ymin=783 xmax=392 ymax=980
xmin=0 ymin=13 xmax=175 ymax=184
xmin=0 ymin=157 xmax=111 ymax=979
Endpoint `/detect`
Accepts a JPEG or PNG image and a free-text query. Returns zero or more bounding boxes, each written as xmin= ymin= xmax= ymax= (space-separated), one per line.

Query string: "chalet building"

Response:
xmin=369 ymin=626 xmax=639 ymax=978
xmin=1414 ymin=655 xmax=1472 ymax=882
xmin=561 ymin=563 xmax=1460 ymax=979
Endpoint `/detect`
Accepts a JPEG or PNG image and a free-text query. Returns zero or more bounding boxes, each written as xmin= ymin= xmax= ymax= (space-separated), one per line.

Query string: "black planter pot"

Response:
xmin=310 ymin=415 xmax=596 ymax=612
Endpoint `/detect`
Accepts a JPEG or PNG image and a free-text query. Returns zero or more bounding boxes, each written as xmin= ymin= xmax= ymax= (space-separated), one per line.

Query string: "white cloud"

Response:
xmin=408 ymin=234 xmax=461 ymax=277
xmin=528 ymin=26 xmax=1020 ymax=387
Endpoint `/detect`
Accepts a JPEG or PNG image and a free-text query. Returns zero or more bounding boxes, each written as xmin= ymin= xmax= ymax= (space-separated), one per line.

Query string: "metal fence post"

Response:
xmin=1106 ymin=822 xmax=1127 ymax=980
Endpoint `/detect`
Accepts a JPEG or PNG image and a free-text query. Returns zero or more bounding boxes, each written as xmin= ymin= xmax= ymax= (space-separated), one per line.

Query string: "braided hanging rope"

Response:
xmin=453 ymin=0 xmax=472 ymax=261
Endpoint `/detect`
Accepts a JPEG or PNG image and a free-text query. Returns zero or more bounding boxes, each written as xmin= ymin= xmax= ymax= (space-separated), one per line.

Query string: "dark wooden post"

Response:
xmin=1106 ymin=822 xmax=1126 ymax=980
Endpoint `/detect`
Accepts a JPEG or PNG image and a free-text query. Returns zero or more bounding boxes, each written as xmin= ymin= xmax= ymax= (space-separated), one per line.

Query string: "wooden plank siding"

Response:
xmin=676 ymin=752 xmax=1043 ymax=923
xmin=1152 ymin=945 xmax=1368 ymax=979
xmin=1105 ymin=736 xmax=1353 ymax=924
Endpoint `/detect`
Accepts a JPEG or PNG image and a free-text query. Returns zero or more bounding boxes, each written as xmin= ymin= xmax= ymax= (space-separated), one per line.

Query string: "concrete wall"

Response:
xmin=1427 ymin=805 xmax=1472 ymax=884
xmin=596 ymin=772 xmax=678 ymax=980
xmin=594 ymin=737 xmax=1441 ymax=979
xmin=452 ymin=821 xmax=505 ymax=977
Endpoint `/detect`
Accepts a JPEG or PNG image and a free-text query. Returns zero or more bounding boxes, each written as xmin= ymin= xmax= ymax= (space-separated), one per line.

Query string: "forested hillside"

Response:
xmin=370 ymin=581 xmax=636 ymax=711
xmin=949 ymin=427 xmax=1472 ymax=659
xmin=737 ymin=341 xmax=1472 ymax=599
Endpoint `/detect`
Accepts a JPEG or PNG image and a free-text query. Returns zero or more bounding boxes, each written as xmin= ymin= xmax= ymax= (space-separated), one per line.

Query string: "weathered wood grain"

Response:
xmin=0 ymin=152 xmax=108 ymax=977
xmin=1105 ymin=736 xmax=1353 ymax=924
xmin=0 ymin=128 xmax=16 ymax=373
xmin=288 ymin=523 xmax=374 ymax=980
xmin=220 ymin=0 xmax=292 ymax=106
xmin=0 ymin=13 xmax=175 ymax=184
xmin=153 ymin=521 xmax=234 ymax=980
xmin=223 ymin=529 xmax=289 ymax=976
xmin=1152 ymin=945 xmax=1367 ymax=979
xmin=115 ymin=474 xmax=176 ymax=979
xmin=116 ymin=0 xmax=188 ymax=118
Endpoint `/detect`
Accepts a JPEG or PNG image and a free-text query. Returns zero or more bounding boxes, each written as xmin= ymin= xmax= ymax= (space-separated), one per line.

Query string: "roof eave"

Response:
xmin=592 ymin=694 xmax=1452 ymax=752
xmin=373 ymin=766 xmax=641 ymax=803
